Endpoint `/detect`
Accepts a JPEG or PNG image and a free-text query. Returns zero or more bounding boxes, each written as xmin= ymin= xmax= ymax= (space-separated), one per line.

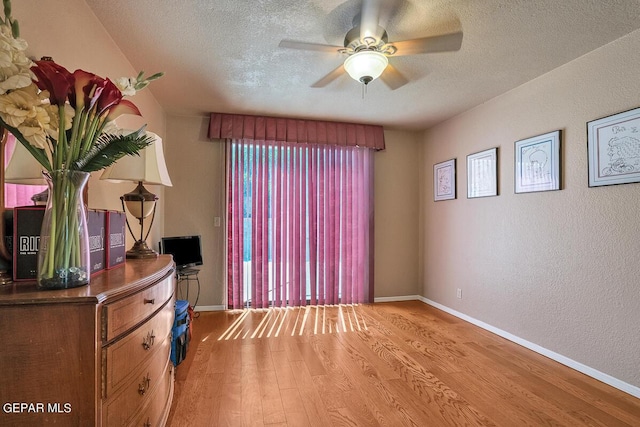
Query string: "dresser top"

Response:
xmin=0 ymin=255 xmax=175 ymax=306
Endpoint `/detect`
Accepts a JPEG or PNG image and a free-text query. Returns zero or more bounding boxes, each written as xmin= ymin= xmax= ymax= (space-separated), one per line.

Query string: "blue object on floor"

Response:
xmin=171 ymin=299 xmax=191 ymax=366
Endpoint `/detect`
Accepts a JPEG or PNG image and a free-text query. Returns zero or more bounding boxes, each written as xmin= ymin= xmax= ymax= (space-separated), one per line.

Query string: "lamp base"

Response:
xmin=126 ymin=240 xmax=159 ymax=259
xmin=0 ymin=270 xmax=12 ymax=286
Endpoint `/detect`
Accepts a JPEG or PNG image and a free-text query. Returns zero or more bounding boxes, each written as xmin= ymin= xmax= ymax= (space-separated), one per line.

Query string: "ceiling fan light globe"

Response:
xmin=344 ymin=50 xmax=388 ymax=84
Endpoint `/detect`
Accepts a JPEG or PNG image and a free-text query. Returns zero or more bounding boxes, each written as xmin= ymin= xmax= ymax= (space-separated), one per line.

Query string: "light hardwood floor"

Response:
xmin=167 ymin=301 xmax=640 ymax=426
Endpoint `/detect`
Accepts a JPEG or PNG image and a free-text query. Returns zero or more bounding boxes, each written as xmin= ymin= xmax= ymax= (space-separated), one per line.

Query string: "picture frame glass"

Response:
xmin=588 ymin=106 xmax=640 ymax=187
xmin=433 ymin=159 xmax=456 ymax=201
xmin=467 ymin=148 xmax=498 ymax=198
xmin=515 ymin=130 xmax=561 ymax=193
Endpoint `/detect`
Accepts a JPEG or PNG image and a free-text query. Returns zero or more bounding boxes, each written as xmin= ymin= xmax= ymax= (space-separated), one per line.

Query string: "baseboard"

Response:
xmin=374 ymin=295 xmax=422 ymax=303
xmin=417 ymin=296 xmax=640 ymax=400
xmin=193 ymin=305 xmax=226 ymax=312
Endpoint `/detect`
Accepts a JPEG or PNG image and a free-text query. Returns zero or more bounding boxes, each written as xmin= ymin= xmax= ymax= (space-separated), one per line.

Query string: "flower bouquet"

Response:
xmin=0 ymin=0 xmax=163 ymax=289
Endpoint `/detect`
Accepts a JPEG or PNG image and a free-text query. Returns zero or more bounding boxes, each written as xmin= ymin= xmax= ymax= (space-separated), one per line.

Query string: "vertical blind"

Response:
xmin=227 ymin=139 xmax=374 ymax=309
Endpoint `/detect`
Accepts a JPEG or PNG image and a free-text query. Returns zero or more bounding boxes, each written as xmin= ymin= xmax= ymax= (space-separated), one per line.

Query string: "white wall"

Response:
xmin=164 ymin=115 xmax=226 ymax=309
xmin=375 ymin=130 xmax=421 ymax=298
xmin=419 ymin=30 xmax=640 ymax=389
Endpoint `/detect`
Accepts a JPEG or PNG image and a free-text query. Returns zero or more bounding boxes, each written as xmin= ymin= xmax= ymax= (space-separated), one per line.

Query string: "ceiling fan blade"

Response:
xmin=379 ymin=63 xmax=408 ymax=90
xmin=278 ymin=39 xmax=342 ymax=54
xmin=311 ymin=64 xmax=345 ymax=88
xmin=390 ymin=31 xmax=463 ymax=56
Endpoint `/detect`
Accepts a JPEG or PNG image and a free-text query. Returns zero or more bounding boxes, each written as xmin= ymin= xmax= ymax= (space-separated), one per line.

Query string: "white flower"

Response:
xmin=18 ymin=109 xmax=50 ymax=149
xmin=44 ymin=103 xmax=74 ymax=140
xmin=0 ymin=24 xmax=33 ymax=95
xmin=0 ymin=84 xmax=42 ymax=127
xmin=114 ymin=76 xmax=136 ymax=96
xmin=0 ymin=84 xmax=67 ymax=149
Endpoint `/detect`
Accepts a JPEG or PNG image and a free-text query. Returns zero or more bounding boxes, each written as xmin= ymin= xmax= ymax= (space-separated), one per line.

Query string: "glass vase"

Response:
xmin=37 ymin=170 xmax=91 ymax=290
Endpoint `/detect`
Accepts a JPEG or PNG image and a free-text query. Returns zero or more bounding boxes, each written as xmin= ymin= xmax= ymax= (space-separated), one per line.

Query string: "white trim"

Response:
xmin=374 ymin=295 xmax=421 ymax=303
xmin=418 ymin=296 xmax=640 ymax=399
xmin=193 ymin=305 xmax=226 ymax=312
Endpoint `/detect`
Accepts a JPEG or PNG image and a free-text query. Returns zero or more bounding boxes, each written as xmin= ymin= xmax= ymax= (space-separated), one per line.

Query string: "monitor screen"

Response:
xmin=160 ymin=235 xmax=203 ymax=270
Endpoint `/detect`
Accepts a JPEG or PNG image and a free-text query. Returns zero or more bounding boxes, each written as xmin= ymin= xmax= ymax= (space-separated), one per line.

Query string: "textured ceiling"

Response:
xmin=84 ymin=0 xmax=640 ymax=131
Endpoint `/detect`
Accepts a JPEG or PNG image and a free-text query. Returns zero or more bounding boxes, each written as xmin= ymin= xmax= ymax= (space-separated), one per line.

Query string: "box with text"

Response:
xmin=87 ymin=209 xmax=106 ymax=275
xmin=106 ymin=210 xmax=126 ymax=269
xmin=12 ymin=206 xmax=45 ymax=281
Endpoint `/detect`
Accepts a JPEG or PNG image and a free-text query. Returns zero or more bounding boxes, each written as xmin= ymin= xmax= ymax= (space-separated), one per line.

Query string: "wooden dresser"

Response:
xmin=0 ymin=255 xmax=176 ymax=427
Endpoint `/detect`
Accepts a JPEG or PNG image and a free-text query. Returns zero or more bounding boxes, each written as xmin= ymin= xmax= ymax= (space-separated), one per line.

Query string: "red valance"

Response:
xmin=208 ymin=113 xmax=385 ymax=150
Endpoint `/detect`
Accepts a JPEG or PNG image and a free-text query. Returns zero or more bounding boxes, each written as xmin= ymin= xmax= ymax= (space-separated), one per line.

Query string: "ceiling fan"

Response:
xmin=278 ymin=0 xmax=463 ymax=90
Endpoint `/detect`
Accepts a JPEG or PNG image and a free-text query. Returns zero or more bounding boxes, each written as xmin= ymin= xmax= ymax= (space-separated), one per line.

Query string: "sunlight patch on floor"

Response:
xmin=217 ymin=304 xmax=367 ymax=341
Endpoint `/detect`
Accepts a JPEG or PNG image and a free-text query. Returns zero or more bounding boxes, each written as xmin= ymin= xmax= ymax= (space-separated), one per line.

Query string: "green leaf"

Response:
xmin=11 ymin=19 xmax=18 ymax=37
xmin=3 ymin=0 xmax=11 ymax=21
xmin=133 ymin=71 xmax=164 ymax=90
xmin=146 ymin=72 xmax=164 ymax=81
xmin=72 ymin=131 xmax=155 ymax=172
xmin=3 ymin=0 xmax=19 ymax=38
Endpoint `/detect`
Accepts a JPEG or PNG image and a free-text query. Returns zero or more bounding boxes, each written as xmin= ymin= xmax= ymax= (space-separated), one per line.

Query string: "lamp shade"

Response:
xmin=343 ymin=50 xmax=389 ymax=84
xmin=100 ymin=131 xmax=173 ymax=186
xmin=5 ymin=141 xmax=46 ymax=185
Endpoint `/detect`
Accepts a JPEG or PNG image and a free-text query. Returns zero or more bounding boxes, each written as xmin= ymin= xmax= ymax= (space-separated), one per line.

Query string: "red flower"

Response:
xmin=70 ymin=69 xmax=98 ymax=110
xmin=106 ymin=99 xmax=141 ymax=121
xmin=31 ymin=60 xmax=74 ymax=106
xmin=95 ymin=78 xmax=124 ymax=116
xmin=30 ymin=62 xmax=141 ymax=123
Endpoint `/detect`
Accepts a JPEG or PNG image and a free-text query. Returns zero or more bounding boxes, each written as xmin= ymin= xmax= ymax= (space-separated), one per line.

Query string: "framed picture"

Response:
xmin=515 ymin=130 xmax=561 ymax=193
xmin=467 ymin=147 xmax=498 ymax=198
xmin=587 ymin=106 xmax=640 ymax=187
xmin=433 ymin=158 xmax=456 ymax=201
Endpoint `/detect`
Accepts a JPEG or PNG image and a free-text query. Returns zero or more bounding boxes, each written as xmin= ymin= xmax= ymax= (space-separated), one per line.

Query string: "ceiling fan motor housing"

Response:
xmin=342 ymin=26 xmax=397 ymax=58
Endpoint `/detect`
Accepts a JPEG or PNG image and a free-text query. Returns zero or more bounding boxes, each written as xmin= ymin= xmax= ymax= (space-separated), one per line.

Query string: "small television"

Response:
xmin=160 ymin=235 xmax=203 ymax=270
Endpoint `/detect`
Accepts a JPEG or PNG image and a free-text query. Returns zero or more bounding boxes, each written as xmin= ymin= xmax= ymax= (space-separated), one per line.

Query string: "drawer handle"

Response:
xmin=138 ymin=374 xmax=151 ymax=396
xmin=143 ymin=418 xmax=151 ymax=427
xmin=144 ymin=298 xmax=155 ymax=305
xmin=142 ymin=330 xmax=156 ymax=350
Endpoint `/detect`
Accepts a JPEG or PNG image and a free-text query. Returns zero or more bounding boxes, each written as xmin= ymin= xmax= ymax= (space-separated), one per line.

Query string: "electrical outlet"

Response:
xmin=456 ymin=288 xmax=462 ymax=299
xmin=214 ymin=217 xmax=221 ymax=227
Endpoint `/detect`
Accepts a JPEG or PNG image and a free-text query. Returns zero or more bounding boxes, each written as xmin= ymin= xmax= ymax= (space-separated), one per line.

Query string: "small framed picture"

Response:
xmin=434 ymin=158 xmax=456 ymax=201
xmin=587 ymin=106 xmax=640 ymax=187
xmin=515 ymin=130 xmax=561 ymax=193
xmin=467 ymin=147 xmax=498 ymax=198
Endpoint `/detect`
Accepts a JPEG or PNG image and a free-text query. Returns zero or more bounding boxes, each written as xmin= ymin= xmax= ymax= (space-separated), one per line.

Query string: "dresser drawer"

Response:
xmin=128 ymin=360 xmax=174 ymax=427
xmin=103 ymin=340 xmax=171 ymax=426
xmin=104 ymin=273 xmax=174 ymax=342
xmin=104 ymin=296 xmax=174 ymax=398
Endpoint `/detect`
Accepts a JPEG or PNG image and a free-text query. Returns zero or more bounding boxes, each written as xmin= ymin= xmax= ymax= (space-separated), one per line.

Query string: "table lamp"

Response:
xmin=4 ymin=140 xmax=48 ymax=205
xmin=100 ymin=131 xmax=172 ymax=258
